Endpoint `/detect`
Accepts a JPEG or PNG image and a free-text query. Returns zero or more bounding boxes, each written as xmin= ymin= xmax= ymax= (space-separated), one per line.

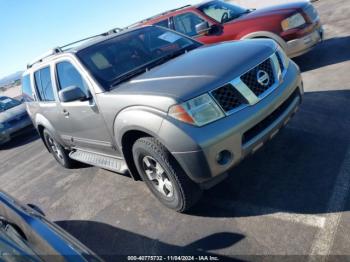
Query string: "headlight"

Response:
xmin=169 ymin=94 xmax=224 ymax=127
xmin=281 ymin=13 xmax=306 ymax=31
xmin=277 ymin=46 xmax=290 ymax=69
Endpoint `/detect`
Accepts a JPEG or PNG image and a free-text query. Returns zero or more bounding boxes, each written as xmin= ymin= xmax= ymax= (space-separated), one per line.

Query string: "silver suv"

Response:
xmin=22 ymin=26 xmax=303 ymax=212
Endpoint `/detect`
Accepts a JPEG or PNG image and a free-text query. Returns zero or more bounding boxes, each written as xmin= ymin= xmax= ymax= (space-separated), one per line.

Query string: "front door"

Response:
xmin=53 ymin=60 xmax=115 ymax=155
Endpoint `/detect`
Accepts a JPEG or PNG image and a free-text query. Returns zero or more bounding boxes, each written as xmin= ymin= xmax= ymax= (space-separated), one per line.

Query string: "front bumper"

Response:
xmin=285 ymin=25 xmax=324 ymax=58
xmin=159 ymin=62 xmax=303 ymax=185
xmin=0 ymin=118 xmax=33 ymax=145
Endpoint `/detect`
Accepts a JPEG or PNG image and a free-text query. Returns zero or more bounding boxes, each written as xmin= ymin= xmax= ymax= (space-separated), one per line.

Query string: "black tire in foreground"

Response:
xmin=132 ymin=137 xmax=202 ymax=212
xmin=43 ymin=129 xmax=76 ymax=169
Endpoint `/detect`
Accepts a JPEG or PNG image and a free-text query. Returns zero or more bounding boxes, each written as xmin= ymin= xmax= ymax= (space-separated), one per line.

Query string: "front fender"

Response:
xmin=113 ymin=106 xmax=167 ymax=149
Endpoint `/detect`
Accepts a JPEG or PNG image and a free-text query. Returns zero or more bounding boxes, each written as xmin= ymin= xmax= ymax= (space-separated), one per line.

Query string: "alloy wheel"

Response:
xmin=47 ymin=136 xmax=64 ymax=161
xmin=142 ymin=156 xmax=174 ymax=198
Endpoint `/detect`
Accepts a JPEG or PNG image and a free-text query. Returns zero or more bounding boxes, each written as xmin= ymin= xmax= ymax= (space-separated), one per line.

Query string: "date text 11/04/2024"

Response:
xmin=127 ymin=256 xmax=220 ymax=261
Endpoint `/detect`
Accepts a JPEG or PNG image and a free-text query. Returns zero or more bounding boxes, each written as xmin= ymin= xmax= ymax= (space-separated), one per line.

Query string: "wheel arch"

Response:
xmin=120 ymin=129 xmax=154 ymax=181
xmin=34 ymin=114 xmax=64 ymax=152
xmin=240 ymin=31 xmax=288 ymax=51
xmin=114 ymin=106 xmax=167 ymax=181
xmin=36 ymin=124 xmax=49 ymax=151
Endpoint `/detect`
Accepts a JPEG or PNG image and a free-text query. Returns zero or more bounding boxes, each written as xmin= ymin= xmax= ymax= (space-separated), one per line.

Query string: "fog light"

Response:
xmin=216 ymin=150 xmax=233 ymax=166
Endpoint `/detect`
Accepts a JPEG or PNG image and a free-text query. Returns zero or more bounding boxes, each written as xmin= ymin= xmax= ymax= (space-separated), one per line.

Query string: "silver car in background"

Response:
xmin=0 ymin=96 xmax=32 ymax=145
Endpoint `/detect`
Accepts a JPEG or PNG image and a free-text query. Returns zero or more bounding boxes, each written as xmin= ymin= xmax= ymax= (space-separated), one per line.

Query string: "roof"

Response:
xmin=126 ymin=0 xmax=217 ymax=28
xmin=26 ymin=26 xmax=144 ymax=70
xmin=126 ymin=4 xmax=193 ymax=28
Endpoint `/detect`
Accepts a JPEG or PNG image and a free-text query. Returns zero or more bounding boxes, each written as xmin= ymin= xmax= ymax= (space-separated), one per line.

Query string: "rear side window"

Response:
xmin=154 ymin=19 xmax=169 ymax=28
xmin=56 ymin=61 xmax=89 ymax=97
xmin=34 ymin=67 xmax=55 ymax=102
xmin=173 ymin=12 xmax=205 ymax=37
xmin=21 ymin=75 xmax=34 ymax=102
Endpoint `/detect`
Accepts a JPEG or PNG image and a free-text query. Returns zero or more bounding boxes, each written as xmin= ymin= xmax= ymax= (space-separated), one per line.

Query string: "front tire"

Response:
xmin=43 ymin=129 xmax=75 ymax=169
xmin=132 ymin=137 xmax=202 ymax=212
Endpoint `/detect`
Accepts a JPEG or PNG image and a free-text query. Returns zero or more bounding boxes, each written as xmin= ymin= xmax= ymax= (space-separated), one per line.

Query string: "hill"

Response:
xmin=0 ymin=71 xmax=23 ymax=87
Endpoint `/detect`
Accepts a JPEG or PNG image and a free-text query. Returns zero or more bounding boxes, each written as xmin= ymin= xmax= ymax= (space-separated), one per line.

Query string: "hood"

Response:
xmin=110 ymin=39 xmax=277 ymax=101
xmin=0 ymin=104 xmax=27 ymax=123
xmin=234 ymin=1 xmax=309 ymax=21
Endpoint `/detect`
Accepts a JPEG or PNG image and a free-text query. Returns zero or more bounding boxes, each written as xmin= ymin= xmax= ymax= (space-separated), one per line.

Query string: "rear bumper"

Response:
xmin=285 ymin=25 xmax=324 ymax=58
xmin=160 ymin=62 xmax=303 ymax=185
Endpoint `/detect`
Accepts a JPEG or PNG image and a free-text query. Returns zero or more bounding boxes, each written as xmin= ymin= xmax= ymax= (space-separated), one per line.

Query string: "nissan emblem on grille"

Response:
xmin=257 ymin=70 xmax=270 ymax=86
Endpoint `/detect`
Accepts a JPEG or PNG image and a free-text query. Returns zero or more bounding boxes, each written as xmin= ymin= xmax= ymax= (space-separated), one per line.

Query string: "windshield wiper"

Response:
xmin=239 ymin=9 xmax=254 ymax=16
xmin=110 ymin=45 xmax=196 ymax=87
xmin=148 ymin=48 xmax=188 ymax=67
xmin=110 ymin=66 xmax=149 ymax=87
xmin=226 ymin=9 xmax=253 ymax=22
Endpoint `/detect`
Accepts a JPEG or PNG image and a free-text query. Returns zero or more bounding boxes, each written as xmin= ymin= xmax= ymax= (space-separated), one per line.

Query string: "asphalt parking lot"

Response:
xmin=1 ymin=0 xmax=350 ymax=260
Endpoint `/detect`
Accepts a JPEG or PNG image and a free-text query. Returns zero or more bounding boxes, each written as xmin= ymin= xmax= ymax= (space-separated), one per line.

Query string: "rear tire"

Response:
xmin=43 ymin=129 xmax=76 ymax=169
xmin=132 ymin=137 xmax=202 ymax=212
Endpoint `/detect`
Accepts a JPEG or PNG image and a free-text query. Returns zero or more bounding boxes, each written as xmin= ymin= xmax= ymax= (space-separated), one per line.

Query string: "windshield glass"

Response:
xmin=0 ymin=97 xmax=21 ymax=112
xmin=77 ymin=26 xmax=201 ymax=89
xmin=0 ymin=219 xmax=41 ymax=261
xmin=198 ymin=1 xmax=248 ymax=23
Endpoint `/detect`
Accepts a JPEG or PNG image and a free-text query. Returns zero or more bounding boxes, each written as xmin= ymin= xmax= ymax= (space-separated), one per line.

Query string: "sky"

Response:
xmin=0 ymin=0 xmax=202 ymax=78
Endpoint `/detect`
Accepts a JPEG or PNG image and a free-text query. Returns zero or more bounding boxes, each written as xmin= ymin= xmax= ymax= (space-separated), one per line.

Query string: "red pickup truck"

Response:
xmin=131 ymin=0 xmax=323 ymax=58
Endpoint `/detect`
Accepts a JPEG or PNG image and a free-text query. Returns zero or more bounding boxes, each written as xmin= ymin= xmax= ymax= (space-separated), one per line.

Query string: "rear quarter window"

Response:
xmin=21 ymin=75 xmax=34 ymax=102
xmin=154 ymin=19 xmax=170 ymax=28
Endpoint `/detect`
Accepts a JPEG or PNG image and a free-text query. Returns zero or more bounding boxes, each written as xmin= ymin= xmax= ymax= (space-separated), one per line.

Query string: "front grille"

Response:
xmin=276 ymin=52 xmax=285 ymax=72
xmin=304 ymin=5 xmax=319 ymax=22
xmin=241 ymin=58 xmax=275 ymax=97
xmin=242 ymin=89 xmax=300 ymax=145
xmin=211 ymin=84 xmax=248 ymax=112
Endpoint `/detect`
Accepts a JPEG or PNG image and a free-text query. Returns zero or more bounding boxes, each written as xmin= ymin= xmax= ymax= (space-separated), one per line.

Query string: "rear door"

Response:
xmin=52 ymin=58 xmax=115 ymax=155
xmin=33 ymin=66 xmax=61 ymax=136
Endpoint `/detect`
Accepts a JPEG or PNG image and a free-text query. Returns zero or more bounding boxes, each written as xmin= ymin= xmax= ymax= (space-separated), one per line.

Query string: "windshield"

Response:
xmin=0 ymin=219 xmax=41 ymax=261
xmin=77 ymin=26 xmax=201 ymax=89
xmin=0 ymin=97 xmax=21 ymax=112
xmin=198 ymin=1 xmax=248 ymax=23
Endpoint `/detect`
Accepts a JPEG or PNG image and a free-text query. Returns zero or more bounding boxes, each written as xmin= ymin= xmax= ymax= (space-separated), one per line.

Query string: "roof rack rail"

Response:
xmin=60 ymin=33 xmax=106 ymax=50
xmin=126 ymin=5 xmax=191 ymax=28
xmin=60 ymin=27 xmax=122 ymax=50
xmin=106 ymin=27 xmax=123 ymax=35
xmin=27 ymin=47 xmax=63 ymax=69
xmin=26 ymin=27 xmax=123 ymax=69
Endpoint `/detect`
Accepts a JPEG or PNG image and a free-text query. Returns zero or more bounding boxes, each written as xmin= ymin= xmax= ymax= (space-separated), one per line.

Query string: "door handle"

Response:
xmin=63 ymin=109 xmax=70 ymax=117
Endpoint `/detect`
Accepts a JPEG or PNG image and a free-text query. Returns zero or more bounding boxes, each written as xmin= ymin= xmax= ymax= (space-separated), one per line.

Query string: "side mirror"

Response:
xmin=58 ymin=86 xmax=90 ymax=102
xmin=195 ymin=21 xmax=210 ymax=35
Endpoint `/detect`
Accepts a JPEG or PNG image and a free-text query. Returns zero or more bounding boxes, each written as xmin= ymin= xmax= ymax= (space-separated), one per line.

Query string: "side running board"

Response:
xmin=69 ymin=150 xmax=129 ymax=174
